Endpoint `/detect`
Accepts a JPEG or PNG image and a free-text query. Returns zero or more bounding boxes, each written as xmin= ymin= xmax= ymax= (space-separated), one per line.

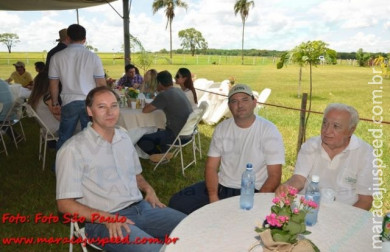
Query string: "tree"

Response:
xmin=234 ymin=0 xmax=254 ymax=65
xmin=356 ymin=48 xmax=370 ymax=67
xmin=152 ymin=0 xmax=188 ymax=60
xmin=0 ymin=33 xmax=20 ymax=53
xmin=277 ymin=40 xmax=336 ymax=143
xmin=178 ymin=28 xmax=208 ymax=56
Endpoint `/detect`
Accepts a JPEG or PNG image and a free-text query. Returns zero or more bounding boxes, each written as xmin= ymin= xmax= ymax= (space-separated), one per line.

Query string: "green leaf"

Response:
xmin=271 ymin=205 xmax=281 ymax=214
xmin=271 ymin=229 xmax=291 ymax=243
xmin=284 ymin=221 xmax=303 ymax=235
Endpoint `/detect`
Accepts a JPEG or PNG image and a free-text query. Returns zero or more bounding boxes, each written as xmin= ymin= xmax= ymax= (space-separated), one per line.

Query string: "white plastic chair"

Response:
xmin=193 ymin=78 xmax=214 ymax=101
xmin=254 ymin=88 xmax=271 ymax=115
xmin=69 ymin=221 xmax=103 ymax=252
xmin=23 ymin=104 xmax=58 ymax=170
xmin=0 ymin=101 xmax=26 ymax=149
xmin=194 ymin=101 xmax=209 ymax=158
xmin=153 ymin=109 xmax=203 ymax=175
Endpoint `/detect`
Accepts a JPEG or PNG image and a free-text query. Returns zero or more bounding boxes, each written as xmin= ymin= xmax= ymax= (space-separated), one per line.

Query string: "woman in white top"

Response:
xmin=28 ymin=70 xmax=60 ymax=134
xmin=175 ymin=68 xmax=198 ymax=109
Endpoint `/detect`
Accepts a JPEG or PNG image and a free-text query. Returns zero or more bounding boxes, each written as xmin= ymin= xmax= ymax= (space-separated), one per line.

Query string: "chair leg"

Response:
xmin=42 ymin=138 xmax=48 ymax=171
xmin=197 ymin=133 xmax=202 ymax=158
xmin=69 ymin=222 xmax=74 ymax=252
xmin=0 ymin=133 xmax=8 ymax=156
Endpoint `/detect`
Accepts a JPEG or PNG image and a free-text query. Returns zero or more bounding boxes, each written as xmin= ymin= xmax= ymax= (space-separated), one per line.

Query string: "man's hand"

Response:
xmin=52 ymin=105 xmax=61 ymax=116
xmin=275 ymin=184 xmax=290 ymax=197
xmin=144 ymin=191 xmax=166 ymax=208
xmin=208 ymin=194 xmax=219 ymax=203
xmin=104 ymin=216 xmax=134 ymax=239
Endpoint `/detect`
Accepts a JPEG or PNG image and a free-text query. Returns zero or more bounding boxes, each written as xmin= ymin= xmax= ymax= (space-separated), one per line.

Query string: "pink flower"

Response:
xmin=284 ymin=199 xmax=291 ymax=206
xmin=288 ymin=186 xmax=298 ymax=196
xmin=308 ymin=201 xmax=318 ymax=209
xmin=266 ymin=213 xmax=282 ymax=227
xmin=293 ymin=208 xmax=299 ymax=214
xmin=278 ymin=215 xmax=289 ymax=223
xmin=272 ymin=197 xmax=281 ymax=204
xmin=280 ymin=192 xmax=286 ymax=198
xmin=300 ymin=196 xmax=306 ymax=204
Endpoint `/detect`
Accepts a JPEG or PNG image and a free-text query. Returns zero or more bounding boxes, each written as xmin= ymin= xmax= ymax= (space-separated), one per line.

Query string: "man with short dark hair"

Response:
xmin=169 ymin=84 xmax=285 ymax=214
xmin=56 ymin=86 xmax=185 ymax=252
xmin=49 ymin=24 xmax=106 ymax=151
xmin=137 ymin=70 xmax=192 ymax=160
xmin=117 ymin=64 xmax=143 ymax=88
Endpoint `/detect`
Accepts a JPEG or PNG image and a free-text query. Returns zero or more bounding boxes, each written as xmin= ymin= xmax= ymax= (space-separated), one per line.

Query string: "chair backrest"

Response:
xmin=198 ymin=101 xmax=209 ymax=123
xmin=257 ymin=88 xmax=271 ymax=104
xmin=178 ymin=109 xmax=203 ymax=137
xmin=23 ymin=104 xmax=57 ymax=139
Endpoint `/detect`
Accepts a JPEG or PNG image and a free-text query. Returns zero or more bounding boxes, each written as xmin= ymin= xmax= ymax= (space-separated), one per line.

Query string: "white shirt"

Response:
xmin=208 ymin=116 xmax=285 ymax=190
xmin=56 ymin=123 xmax=143 ymax=213
xmin=48 ymin=44 xmax=105 ymax=106
xmin=184 ymin=89 xmax=197 ymax=109
xmin=294 ymin=135 xmax=374 ymax=205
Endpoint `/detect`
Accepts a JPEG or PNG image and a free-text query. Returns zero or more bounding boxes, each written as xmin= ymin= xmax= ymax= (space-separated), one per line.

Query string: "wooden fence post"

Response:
xmin=297 ymin=93 xmax=308 ymax=154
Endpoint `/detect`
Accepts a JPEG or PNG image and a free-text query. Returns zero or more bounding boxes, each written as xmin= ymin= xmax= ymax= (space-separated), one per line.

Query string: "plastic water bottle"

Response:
xmin=240 ymin=163 xmax=255 ymax=210
xmin=305 ymin=175 xmax=321 ymax=226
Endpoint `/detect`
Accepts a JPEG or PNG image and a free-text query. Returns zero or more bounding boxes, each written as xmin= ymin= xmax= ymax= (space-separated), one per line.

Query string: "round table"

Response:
xmin=162 ymin=193 xmax=380 ymax=252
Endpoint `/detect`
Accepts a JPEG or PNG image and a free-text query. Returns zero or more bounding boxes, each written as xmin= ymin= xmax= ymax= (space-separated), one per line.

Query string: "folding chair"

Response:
xmin=0 ymin=128 xmax=7 ymax=156
xmin=194 ymin=101 xmax=209 ymax=158
xmin=153 ymin=109 xmax=203 ymax=176
xmin=23 ymin=104 xmax=58 ymax=170
xmin=0 ymin=101 xmax=26 ymax=149
xmin=69 ymin=221 xmax=103 ymax=252
xmin=254 ymin=88 xmax=271 ymax=115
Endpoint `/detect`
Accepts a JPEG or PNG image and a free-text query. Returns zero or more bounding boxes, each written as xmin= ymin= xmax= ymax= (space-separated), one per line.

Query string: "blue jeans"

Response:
xmin=168 ymin=181 xmax=259 ymax=215
xmin=85 ymin=200 xmax=186 ymax=252
xmin=137 ymin=129 xmax=175 ymax=155
xmin=56 ymin=100 xmax=89 ymax=150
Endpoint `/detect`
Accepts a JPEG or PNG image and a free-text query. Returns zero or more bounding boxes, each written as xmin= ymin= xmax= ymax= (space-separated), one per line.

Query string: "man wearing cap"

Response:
xmin=6 ymin=61 xmax=33 ymax=89
xmin=45 ymin=28 xmax=68 ymax=70
xmin=49 ymin=24 xmax=106 ymax=152
xmin=168 ymin=84 xmax=285 ymax=214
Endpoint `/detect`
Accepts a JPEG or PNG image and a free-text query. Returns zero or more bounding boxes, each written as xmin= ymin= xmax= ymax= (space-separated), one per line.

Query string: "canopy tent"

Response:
xmin=0 ymin=0 xmax=131 ymax=65
xmin=0 ymin=0 xmax=116 ymax=11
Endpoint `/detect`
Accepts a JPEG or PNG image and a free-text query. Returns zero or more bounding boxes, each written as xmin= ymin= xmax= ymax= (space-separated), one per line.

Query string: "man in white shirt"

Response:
xmin=169 ymin=84 xmax=285 ymax=214
xmin=56 ymin=86 xmax=185 ymax=251
xmin=49 ymin=24 xmax=106 ymax=151
xmin=275 ymin=103 xmax=374 ymax=210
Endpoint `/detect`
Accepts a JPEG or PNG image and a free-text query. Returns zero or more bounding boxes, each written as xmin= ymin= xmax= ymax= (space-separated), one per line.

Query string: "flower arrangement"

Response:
xmin=126 ymin=87 xmax=139 ymax=99
xmin=255 ymin=187 xmax=319 ymax=251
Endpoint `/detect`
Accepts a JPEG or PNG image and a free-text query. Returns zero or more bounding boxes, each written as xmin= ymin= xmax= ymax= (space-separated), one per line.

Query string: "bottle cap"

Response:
xmin=311 ymin=175 xmax=320 ymax=183
xmin=246 ymin=163 xmax=253 ymax=170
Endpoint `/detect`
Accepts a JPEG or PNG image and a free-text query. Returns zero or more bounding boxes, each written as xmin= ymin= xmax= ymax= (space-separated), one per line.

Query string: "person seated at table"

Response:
xmin=175 ymin=68 xmax=198 ymax=109
xmin=28 ymin=70 xmax=60 ymax=135
xmin=6 ymin=61 xmax=33 ymax=90
xmin=117 ymin=63 xmax=143 ymax=89
xmin=275 ymin=103 xmax=374 ymax=211
xmin=168 ymin=84 xmax=285 ymax=215
xmin=56 ymin=86 xmax=186 ymax=252
xmin=137 ymin=70 xmax=193 ymax=162
xmin=140 ymin=69 xmax=158 ymax=99
xmin=34 ymin=61 xmax=46 ymax=74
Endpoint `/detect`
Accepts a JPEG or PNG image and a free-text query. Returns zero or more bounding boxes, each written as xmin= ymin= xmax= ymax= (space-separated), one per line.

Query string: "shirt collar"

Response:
xmin=85 ymin=122 xmax=127 ymax=145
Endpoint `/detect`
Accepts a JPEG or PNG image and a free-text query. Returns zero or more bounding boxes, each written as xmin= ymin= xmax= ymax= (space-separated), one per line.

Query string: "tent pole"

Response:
xmin=123 ymin=0 xmax=131 ymax=65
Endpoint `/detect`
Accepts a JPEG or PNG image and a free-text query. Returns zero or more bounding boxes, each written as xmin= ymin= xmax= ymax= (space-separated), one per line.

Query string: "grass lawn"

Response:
xmin=0 ymin=53 xmax=389 ymax=251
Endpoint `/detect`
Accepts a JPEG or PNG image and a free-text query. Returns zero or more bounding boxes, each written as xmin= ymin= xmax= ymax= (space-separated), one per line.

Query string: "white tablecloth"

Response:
xmin=9 ymin=83 xmax=31 ymax=102
xmin=118 ymin=108 xmax=166 ymax=130
xmin=163 ymin=193 xmax=381 ymax=252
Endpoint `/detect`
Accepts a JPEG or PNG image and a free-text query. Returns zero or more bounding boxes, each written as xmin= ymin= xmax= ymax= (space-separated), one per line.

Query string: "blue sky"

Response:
xmin=0 ymin=0 xmax=389 ymax=53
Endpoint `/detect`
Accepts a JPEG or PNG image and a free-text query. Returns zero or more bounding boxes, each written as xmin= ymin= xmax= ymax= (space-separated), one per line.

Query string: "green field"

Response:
xmin=0 ymin=52 xmax=389 ymax=251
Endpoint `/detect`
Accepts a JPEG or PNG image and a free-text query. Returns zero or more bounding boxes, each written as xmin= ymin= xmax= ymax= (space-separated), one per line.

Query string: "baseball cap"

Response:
xmin=56 ymin=28 xmax=67 ymax=42
xmin=13 ymin=61 xmax=25 ymax=68
xmin=228 ymin=84 xmax=253 ymax=99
